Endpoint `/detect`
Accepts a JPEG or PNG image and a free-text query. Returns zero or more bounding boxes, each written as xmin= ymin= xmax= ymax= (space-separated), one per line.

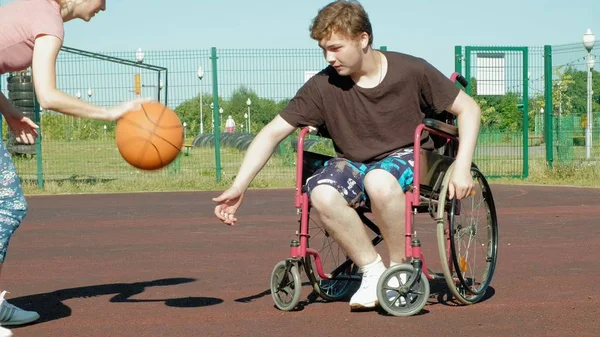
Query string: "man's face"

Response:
xmin=319 ymin=31 xmax=368 ymax=76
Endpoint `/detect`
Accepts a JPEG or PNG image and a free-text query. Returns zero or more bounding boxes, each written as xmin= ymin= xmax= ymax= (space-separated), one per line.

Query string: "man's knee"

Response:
xmin=309 ymin=184 xmax=348 ymax=211
xmin=364 ymin=169 xmax=405 ymax=205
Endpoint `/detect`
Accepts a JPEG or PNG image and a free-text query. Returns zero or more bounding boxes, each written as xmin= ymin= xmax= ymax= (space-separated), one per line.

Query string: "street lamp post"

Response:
xmin=246 ymin=98 xmax=252 ymax=134
xmin=583 ymin=29 xmax=596 ymax=159
xmin=136 ymin=48 xmax=144 ymax=63
xmin=538 ymin=107 xmax=544 ymax=138
xmin=210 ymin=102 xmax=214 ymax=133
xmin=197 ymin=66 xmax=204 ymax=134
xmin=219 ymin=107 xmax=224 ymax=131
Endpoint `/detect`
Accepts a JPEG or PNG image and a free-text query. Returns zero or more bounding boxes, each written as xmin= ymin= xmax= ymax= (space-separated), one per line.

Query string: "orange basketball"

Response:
xmin=115 ymin=102 xmax=184 ymax=170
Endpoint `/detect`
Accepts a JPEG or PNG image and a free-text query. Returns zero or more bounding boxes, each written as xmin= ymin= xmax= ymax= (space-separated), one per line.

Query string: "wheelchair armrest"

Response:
xmin=423 ymin=118 xmax=458 ymax=137
xmin=303 ymin=126 xmax=331 ymax=139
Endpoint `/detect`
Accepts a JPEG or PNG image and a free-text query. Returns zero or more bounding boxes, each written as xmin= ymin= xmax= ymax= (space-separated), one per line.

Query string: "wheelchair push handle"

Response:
xmin=451 ymin=72 xmax=468 ymax=88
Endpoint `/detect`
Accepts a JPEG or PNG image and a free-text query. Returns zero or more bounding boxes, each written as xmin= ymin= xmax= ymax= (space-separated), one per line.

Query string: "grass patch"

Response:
xmin=489 ymin=159 xmax=600 ymax=188
xmin=16 ymin=139 xmax=295 ymax=195
xmin=12 ymin=139 xmax=600 ymax=195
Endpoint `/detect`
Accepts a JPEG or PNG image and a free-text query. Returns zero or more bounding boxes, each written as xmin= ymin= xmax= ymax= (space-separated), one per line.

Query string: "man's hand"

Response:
xmin=448 ymin=166 xmax=474 ymax=200
xmin=3 ymin=108 xmax=39 ymax=144
xmin=213 ymin=186 xmax=245 ymax=225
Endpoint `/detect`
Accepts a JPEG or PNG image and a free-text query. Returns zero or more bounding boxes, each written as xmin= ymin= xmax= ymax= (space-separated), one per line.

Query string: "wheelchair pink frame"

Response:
xmin=289 ymin=72 xmax=465 ymax=282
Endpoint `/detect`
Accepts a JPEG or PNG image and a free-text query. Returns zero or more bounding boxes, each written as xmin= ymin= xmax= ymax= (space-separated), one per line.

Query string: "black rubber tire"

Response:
xmin=12 ymin=99 xmax=35 ymax=108
xmin=7 ymin=82 xmax=34 ymax=92
xmin=7 ymin=75 xmax=31 ymax=83
xmin=9 ymin=91 xmax=35 ymax=100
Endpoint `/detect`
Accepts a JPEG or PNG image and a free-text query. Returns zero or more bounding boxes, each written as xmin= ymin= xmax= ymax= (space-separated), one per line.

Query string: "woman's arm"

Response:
xmin=32 ymin=35 xmax=148 ymax=121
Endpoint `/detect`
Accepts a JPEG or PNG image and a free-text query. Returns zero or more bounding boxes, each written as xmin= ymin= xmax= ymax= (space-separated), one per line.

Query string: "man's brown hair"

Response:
xmin=309 ymin=0 xmax=373 ymax=46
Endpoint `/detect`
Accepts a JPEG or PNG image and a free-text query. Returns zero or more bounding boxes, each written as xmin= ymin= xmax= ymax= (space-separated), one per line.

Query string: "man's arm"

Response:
xmin=213 ymin=115 xmax=296 ymax=225
xmin=446 ymin=90 xmax=482 ymax=199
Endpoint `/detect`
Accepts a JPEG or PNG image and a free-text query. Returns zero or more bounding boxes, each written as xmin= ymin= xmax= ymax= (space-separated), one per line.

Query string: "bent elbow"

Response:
xmin=36 ymin=90 xmax=57 ymax=111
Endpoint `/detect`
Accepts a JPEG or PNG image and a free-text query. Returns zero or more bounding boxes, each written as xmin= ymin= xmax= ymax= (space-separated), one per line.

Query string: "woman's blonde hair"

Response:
xmin=309 ymin=0 xmax=373 ymax=46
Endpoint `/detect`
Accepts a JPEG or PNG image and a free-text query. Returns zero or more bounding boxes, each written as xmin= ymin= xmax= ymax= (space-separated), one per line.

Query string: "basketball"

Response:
xmin=115 ymin=102 xmax=184 ymax=170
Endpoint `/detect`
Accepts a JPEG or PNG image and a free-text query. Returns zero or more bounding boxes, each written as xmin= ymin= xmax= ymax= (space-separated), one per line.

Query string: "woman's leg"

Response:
xmin=0 ymin=141 xmax=39 ymax=326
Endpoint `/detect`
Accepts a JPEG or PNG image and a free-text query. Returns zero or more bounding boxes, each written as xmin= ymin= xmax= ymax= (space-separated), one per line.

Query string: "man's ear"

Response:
xmin=359 ymin=32 xmax=370 ymax=49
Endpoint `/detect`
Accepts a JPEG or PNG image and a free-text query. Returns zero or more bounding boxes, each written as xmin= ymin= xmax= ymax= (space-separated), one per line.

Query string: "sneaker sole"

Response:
xmin=0 ymin=313 xmax=40 ymax=326
xmin=349 ymin=300 xmax=379 ymax=310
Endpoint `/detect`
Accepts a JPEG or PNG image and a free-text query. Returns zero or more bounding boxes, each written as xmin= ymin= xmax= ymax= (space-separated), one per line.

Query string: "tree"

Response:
xmin=563 ymin=66 xmax=600 ymax=116
xmin=173 ymin=86 xmax=292 ymax=136
xmin=552 ymin=66 xmax=577 ymax=117
xmin=174 ymin=93 xmax=218 ymax=136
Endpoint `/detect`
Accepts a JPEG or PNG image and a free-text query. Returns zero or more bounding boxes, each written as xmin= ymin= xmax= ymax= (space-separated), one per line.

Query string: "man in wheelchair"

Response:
xmin=214 ymin=0 xmax=482 ymax=310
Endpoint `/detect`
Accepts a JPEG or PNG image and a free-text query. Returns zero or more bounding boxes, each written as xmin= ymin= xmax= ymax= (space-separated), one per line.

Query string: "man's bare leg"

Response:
xmin=310 ymin=185 xmax=386 ymax=309
xmin=310 ymin=185 xmax=376 ymax=266
xmin=364 ymin=169 xmax=407 ymax=266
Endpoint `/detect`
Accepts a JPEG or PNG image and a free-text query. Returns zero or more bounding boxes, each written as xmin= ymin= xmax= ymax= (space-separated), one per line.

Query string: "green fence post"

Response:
xmin=33 ymin=92 xmax=44 ymax=189
xmin=454 ymin=45 xmax=463 ymax=75
xmin=164 ymin=69 xmax=168 ymax=108
xmin=544 ymin=45 xmax=553 ymax=168
xmin=522 ymin=47 xmax=529 ymax=178
xmin=168 ymin=153 xmax=182 ymax=174
xmin=464 ymin=47 xmax=472 ymax=95
xmin=211 ymin=47 xmax=222 ymax=184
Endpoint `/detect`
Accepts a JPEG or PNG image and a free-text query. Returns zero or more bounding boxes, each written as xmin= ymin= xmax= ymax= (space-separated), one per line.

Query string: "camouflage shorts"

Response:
xmin=305 ymin=148 xmax=414 ymax=209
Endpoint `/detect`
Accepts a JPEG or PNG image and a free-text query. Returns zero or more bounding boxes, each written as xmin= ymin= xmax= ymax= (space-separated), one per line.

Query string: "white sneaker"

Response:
xmin=349 ymin=264 xmax=386 ymax=309
xmin=0 ymin=291 xmax=40 ymax=326
xmin=0 ymin=326 xmax=12 ymax=337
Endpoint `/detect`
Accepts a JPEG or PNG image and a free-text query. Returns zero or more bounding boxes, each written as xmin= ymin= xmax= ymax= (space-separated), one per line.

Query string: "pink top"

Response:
xmin=0 ymin=0 xmax=64 ymax=74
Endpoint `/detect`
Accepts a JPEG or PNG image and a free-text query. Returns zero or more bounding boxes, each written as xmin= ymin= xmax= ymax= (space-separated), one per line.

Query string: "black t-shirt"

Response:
xmin=279 ymin=51 xmax=460 ymax=163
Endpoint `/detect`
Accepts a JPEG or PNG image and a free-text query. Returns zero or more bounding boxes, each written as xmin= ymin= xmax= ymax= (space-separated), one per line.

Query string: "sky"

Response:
xmin=2 ymin=0 xmax=599 ymax=76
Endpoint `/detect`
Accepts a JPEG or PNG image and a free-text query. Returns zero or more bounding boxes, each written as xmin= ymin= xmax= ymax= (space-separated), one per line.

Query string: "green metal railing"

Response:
xmin=548 ymin=42 xmax=600 ymax=164
xmin=2 ymin=46 xmax=335 ymax=190
xmin=456 ymin=46 xmax=540 ymax=178
xmin=1 ymin=40 xmax=598 ymax=192
xmin=456 ymin=40 xmax=598 ymax=178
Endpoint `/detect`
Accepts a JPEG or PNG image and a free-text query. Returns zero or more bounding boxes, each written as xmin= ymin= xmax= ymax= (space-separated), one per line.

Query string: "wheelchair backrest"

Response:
xmin=418 ymin=149 xmax=454 ymax=190
xmin=301 ymin=150 xmax=333 ymax=187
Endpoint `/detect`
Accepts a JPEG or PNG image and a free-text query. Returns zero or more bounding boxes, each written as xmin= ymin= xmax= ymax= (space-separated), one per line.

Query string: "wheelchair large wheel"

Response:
xmin=376 ymin=264 xmax=430 ymax=317
xmin=303 ymin=209 xmax=359 ymax=301
xmin=270 ymin=260 xmax=302 ymax=311
xmin=436 ymin=163 xmax=499 ymax=304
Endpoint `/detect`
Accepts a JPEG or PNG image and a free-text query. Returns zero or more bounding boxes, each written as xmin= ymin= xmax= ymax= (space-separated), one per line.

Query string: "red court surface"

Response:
xmin=3 ymin=184 xmax=599 ymax=336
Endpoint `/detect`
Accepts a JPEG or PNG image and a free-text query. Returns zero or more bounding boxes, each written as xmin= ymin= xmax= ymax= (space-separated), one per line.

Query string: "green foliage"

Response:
xmin=173 ymin=86 xmax=290 ymax=137
xmin=474 ymin=92 xmax=521 ymax=131
xmin=552 ymin=66 xmax=577 ymax=116
xmin=35 ymin=113 xmax=113 ymax=141
xmin=562 ymin=66 xmax=600 ymax=116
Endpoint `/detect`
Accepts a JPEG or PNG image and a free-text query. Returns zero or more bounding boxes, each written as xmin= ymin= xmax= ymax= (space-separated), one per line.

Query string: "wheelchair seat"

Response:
xmin=301 ymin=115 xmax=457 ymax=196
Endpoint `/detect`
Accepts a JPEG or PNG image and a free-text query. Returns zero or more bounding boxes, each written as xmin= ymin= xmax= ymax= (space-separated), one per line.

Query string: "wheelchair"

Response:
xmin=269 ymin=73 xmax=499 ymax=317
